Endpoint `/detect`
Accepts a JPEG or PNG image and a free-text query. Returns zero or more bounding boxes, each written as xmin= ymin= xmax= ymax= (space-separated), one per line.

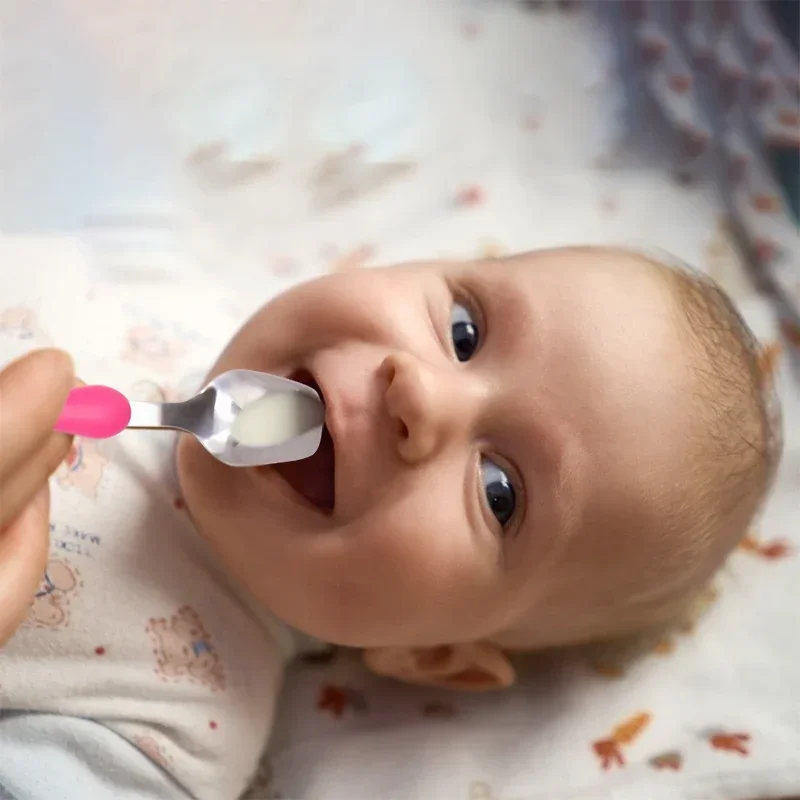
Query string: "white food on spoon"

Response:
xmin=231 ymin=391 xmax=321 ymax=448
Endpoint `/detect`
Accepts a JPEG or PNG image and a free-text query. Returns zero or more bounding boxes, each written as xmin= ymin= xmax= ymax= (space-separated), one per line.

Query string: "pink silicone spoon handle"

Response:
xmin=54 ymin=385 xmax=132 ymax=439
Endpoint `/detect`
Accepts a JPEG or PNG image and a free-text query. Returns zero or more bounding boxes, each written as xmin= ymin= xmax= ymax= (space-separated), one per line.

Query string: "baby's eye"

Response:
xmin=480 ymin=457 xmax=516 ymax=528
xmin=450 ymin=302 xmax=480 ymax=362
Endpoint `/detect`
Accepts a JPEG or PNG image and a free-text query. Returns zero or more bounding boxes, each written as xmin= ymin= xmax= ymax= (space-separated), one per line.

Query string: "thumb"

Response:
xmin=0 ymin=484 xmax=51 ymax=647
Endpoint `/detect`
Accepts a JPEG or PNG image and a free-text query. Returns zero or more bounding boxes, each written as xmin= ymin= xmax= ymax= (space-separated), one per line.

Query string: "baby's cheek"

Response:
xmin=334 ymin=506 xmax=484 ymax=638
xmin=359 ymin=501 xmax=465 ymax=578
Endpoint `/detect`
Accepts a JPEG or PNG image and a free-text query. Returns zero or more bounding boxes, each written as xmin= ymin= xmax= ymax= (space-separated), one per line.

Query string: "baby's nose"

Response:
xmin=381 ymin=353 xmax=474 ymax=464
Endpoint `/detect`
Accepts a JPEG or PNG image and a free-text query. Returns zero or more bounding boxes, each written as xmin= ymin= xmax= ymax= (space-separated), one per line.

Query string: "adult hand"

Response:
xmin=0 ymin=349 xmax=74 ymax=646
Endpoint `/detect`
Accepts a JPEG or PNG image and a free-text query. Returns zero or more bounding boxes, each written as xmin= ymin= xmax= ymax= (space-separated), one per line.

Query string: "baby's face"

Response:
xmin=178 ymin=248 xmax=698 ymax=650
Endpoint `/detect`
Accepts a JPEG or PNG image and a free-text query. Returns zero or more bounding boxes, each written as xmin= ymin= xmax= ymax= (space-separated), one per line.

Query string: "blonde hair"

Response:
xmin=584 ymin=256 xmax=784 ymax=662
xmin=660 ymin=259 xmax=783 ymax=543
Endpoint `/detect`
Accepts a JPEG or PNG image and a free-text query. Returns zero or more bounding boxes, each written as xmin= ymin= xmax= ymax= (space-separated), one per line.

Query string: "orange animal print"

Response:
xmin=123 ymin=326 xmax=187 ymax=374
xmin=146 ymin=606 xmax=226 ymax=692
xmin=589 ymin=660 xmax=626 ymax=679
xmin=649 ymin=751 xmax=683 ymax=771
xmin=757 ymin=340 xmax=782 ymax=385
xmin=26 ymin=559 xmax=80 ymax=629
xmin=316 ymin=684 xmax=368 ymax=719
xmin=317 ymin=684 xmax=348 ymax=718
xmin=591 ymin=711 xmax=652 ymax=771
xmin=55 ymin=439 xmax=109 ymax=499
xmin=651 ymin=639 xmax=676 ymax=655
xmin=739 ymin=532 xmax=794 ymax=560
xmin=709 ymin=731 xmax=751 ymax=756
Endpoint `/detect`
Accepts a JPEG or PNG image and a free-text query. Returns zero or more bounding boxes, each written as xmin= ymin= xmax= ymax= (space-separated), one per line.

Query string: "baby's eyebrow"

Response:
xmin=468 ymin=269 xmax=535 ymax=342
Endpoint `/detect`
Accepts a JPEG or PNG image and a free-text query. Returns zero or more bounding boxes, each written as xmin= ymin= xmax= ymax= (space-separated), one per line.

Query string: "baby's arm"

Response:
xmin=0 ymin=712 xmax=187 ymax=800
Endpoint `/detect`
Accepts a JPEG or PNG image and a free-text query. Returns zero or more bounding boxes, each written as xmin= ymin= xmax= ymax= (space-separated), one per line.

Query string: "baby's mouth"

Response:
xmin=270 ymin=369 xmax=335 ymax=513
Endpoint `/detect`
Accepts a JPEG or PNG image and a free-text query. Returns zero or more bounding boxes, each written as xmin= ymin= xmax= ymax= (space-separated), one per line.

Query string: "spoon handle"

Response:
xmin=127 ymin=401 xmax=169 ymax=430
xmin=127 ymin=401 xmax=194 ymax=433
xmin=54 ymin=386 xmax=131 ymax=439
xmin=128 ymin=391 xmax=215 ymax=436
xmin=54 ymin=387 xmax=198 ymax=439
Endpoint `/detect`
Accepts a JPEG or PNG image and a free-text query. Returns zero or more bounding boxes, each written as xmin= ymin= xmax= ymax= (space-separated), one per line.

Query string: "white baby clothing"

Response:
xmin=0 ymin=236 xmax=296 ymax=800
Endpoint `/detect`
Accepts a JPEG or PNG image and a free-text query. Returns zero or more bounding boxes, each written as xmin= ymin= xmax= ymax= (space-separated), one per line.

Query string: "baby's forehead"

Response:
xmin=446 ymin=249 xmax=681 ymax=335
xmin=452 ymin=247 xmax=667 ymax=291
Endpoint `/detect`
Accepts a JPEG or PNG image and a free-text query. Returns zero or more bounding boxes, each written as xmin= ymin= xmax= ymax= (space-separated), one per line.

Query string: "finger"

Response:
xmin=0 ymin=430 xmax=72 ymax=531
xmin=0 ymin=349 xmax=74 ymax=480
xmin=0 ymin=484 xmax=51 ymax=647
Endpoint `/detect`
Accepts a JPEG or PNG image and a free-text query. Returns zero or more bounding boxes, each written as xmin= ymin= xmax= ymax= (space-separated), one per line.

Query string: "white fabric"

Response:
xmin=0 ymin=711 xmax=186 ymax=799
xmin=0 ymin=239 xmax=290 ymax=800
xmin=1 ymin=1 xmax=799 ymax=799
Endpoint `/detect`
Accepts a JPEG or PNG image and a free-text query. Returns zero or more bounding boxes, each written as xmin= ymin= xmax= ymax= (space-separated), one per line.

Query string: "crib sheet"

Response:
xmin=2 ymin=1 xmax=799 ymax=799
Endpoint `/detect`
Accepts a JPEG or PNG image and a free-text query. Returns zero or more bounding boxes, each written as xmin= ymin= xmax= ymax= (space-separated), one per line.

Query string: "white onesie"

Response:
xmin=0 ymin=236 xmax=303 ymax=800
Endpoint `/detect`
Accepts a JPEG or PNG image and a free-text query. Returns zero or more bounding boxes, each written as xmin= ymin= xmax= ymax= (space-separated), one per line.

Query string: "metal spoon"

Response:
xmin=55 ymin=370 xmax=324 ymax=467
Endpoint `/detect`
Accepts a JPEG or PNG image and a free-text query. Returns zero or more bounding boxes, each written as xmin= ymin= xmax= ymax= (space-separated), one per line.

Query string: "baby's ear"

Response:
xmin=362 ymin=642 xmax=516 ymax=692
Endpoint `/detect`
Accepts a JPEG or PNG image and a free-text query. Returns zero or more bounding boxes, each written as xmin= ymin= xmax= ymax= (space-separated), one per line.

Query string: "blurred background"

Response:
xmin=1 ymin=0 xmax=798 ymax=325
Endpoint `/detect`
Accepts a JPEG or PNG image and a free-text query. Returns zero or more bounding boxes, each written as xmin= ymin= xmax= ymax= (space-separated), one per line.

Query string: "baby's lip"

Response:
xmin=312 ymin=366 xmax=341 ymax=509
xmin=267 ymin=367 xmax=336 ymax=514
xmin=304 ymin=362 xmax=345 ymax=515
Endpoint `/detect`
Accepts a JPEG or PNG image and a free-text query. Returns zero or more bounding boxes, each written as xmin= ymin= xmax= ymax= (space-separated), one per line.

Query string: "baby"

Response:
xmin=0 ymin=245 xmax=781 ymax=799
